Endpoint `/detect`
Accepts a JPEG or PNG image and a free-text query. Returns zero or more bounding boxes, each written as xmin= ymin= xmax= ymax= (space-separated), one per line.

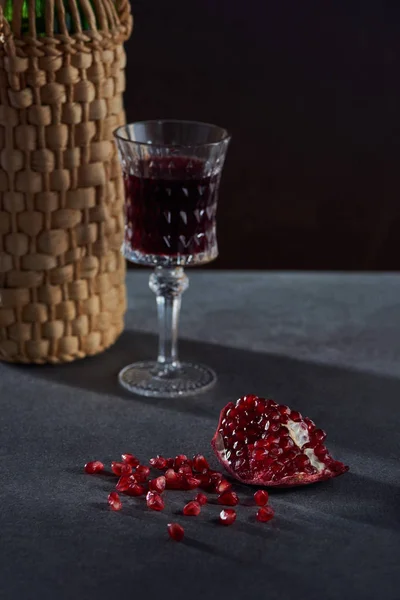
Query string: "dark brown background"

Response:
xmin=124 ymin=0 xmax=399 ymax=270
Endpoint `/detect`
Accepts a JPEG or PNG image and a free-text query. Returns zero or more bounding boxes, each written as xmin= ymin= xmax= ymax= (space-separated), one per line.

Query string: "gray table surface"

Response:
xmin=1 ymin=271 xmax=400 ymax=599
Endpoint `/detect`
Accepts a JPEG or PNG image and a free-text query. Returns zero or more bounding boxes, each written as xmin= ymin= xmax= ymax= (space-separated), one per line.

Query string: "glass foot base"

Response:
xmin=119 ymin=361 xmax=217 ymax=398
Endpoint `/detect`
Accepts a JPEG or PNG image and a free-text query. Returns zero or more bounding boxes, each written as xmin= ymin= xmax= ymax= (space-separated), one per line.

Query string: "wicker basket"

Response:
xmin=0 ymin=0 xmax=132 ymax=364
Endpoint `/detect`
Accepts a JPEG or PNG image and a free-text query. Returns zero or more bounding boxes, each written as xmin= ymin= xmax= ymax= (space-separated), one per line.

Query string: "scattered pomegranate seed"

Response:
xmin=135 ymin=465 xmax=150 ymax=482
xmin=150 ymin=456 xmax=168 ymax=470
xmin=84 ymin=461 xmax=104 ymax=474
xmin=192 ymin=454 xmax=209 ymax=472
xmin=219 ymin=508 xmax=236 ymax=526
xmin=256 ymin=506 xmax=275 ymax=522
xmin=108 ymin=492 xmax=122 ymax=511
xmin=168 ymin=523 xmax=185 ymax=542
xmin=195 ymin=492 xmax=208 ymax=506
xmin=183 ymin=501 xmax=201 ymax=516
xmin=111 ymin=461 xmax=132 ymax=476
xmin=178 ymin=464 xmax=193 ymax=477
xmin=116 ymin=475 xmax=135 ymax=492
xmin=184 ymin=476 xmax=202 ymax=490
xmin=218 ymin=490 xmax=239 ymax=506
xmin=121 ymin=453 xmax=140 ymax=467
xmin=198 ymin=472 xmax=213 ymax=491
xmin=174 ymin=454 xmax=188 ymax=469
xmin=165 ymin=468 xmax=184 ymax=489
xmin=216 ymin=479 xmax=232 ymax=494
xmin=210 ymin=472 xmax=223 ymax=486
xmin=254 ymin=490 xmax=269 ymax=506
xmin=124 ymin=484 xmax=146 ymax=497
xmin=149 ymin=476 xmax=166 ymax=493
xmin=146 ymin=491 xmax=165 ymax=511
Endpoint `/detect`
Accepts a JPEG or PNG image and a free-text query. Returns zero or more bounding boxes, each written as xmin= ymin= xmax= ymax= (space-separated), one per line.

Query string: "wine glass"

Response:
xmin=114 ymin=120 xmax=231 ymax=398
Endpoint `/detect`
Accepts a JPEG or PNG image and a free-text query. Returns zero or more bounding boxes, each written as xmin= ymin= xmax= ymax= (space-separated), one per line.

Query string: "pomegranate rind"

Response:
xmin=211 ymin=400 xmax=349 ymax=488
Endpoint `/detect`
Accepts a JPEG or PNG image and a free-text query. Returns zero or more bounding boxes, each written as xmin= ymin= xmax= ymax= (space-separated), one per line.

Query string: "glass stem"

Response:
xmin=149 ymin=266 xmax=189 ymax=375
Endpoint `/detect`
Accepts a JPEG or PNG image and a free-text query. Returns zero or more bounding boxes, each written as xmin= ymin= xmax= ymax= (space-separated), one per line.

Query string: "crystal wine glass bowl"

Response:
xmin=114 ymin=120 xmax=230 ymax=397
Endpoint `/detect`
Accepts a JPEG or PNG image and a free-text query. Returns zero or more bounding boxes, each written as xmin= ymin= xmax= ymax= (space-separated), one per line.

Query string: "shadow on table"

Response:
xmin=9 ymin=329 xmax=400 ymax=454
xmin=7 ymin=329 xmax=400 ymax=532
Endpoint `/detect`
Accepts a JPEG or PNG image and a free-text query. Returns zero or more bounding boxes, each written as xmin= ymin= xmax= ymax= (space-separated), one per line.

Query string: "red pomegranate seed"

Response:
xmin=135 ymin=465 xmax=150 ymax=482
xmin=116 ymin=475 xmax=135 ymax=492
xmin=312 ymin=428 xmax=327 ymax=443
xmin=219 ymin=508 xmax=236 ymax=526
xmin=174 ymin=454 xmax=188 ymax=469
xmin=111 ymin=461 xmax=132 ymax=477
xmin=184 ymin=476 xmax=202 ymax=490
xmin=195 ymin=492 xmax=208 ymax=506
xmin=295 ymin=454 xmax=310 ymax=469
xmin=121 ymin=453 xmax=140 ymax=467
xmin=108 ymin=492 xmax=122 ymax=511
xmin=314 ymin=444 xmax=328 ymax=459
xmin=215 ymin=479 xmax=232 ymax=494
xmin=150 ymin=456 xmax=168 ymax=470
xmin=146 ymin=491 xmax=165 ymax=511
xmin=84 ymin=461 xmax=104 ymax=474
xmin=183 ymin=501 xmax=201 ymax=516
xmin=218 ymin=490 xmax=239 ymax=506
xmin=290 ymin=410 xmax=302 ymax=421
xmin=254 ymin=490 xmax=269 ymax=506
xmin=149 ymin=476 xmax=166 ymax=493
xmin=210 ymin=472 xmax=224 ymax=491
xmin=178 ymin=465 xmax=193 ymax=477
xmin=192 ymin=454 xmax=209 ymax=472
xmin=124 ymin=484 xmax=146 ymax=496
xmin=168 ymin=522 xmax=185 ymax=542
xmin=256 ymin=506 xmax=275 ymax=522
xmin=304 ymin=417 xmax=315 ymax=430
xmin=198 ymin=472 xmax=213 ymax=491
xmin=165 ymin=468 xmax=184 ymax=489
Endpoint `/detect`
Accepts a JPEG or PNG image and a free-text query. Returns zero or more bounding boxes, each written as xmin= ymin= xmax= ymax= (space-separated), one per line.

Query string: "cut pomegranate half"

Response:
xmin=211 ymin=396 xmax=349 ymax=487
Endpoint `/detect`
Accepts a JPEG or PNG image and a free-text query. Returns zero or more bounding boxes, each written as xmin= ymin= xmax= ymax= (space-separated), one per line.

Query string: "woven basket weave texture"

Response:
xmin=0 ymin=0 xmax=132 ymax=363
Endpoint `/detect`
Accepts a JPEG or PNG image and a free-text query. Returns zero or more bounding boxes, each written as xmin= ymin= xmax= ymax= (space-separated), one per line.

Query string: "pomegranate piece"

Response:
xmin=135 ymin=465 xmax=150 ymax=482
xmin=254 ymin=490 xmax=269 ymax=506
xmin=192 ymin=454 xmax=209 ymax=472
xmin=195 ymin=492 xmax=208 ymax=506
xmin=183 ymin=501 xmax=201 ymax=516
xmin=111 ymin=461 xmax=132 ymax=477
xmin=108 ymin=492 xmax=122 ymax=511
xmin=219 ymin=508 xmax=236 ymax=526
xmin=150 ymin=456 xmax=168 ymax=470
xmin=256 ymin=506 xmax=275 ymax=522
xmin=211 ymin=396 xmax=349 ymax=487
xmin=124 ymin=483 xmax=146 ymax=497
xmin=121 ymin=453 xmax=140 ymax=467
xmin=168 ymin=523 xmax=185 ymax=542
xmin=149 ymin=476 xmax=166 ymax=493
xmin=84 ymin=461 xmax=104 ymax=474
xmin=218 ymin=490 xmax=239 ymax=506
xmin=146 ymin=491 xmax=165 ymax=511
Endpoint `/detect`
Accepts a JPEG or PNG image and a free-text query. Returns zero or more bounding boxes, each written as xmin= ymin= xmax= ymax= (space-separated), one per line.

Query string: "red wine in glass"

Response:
xmin=123 ymin=157 xmax=219 ymax=263
xmin=115 ymin=119 xmax=230 ymax=398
